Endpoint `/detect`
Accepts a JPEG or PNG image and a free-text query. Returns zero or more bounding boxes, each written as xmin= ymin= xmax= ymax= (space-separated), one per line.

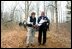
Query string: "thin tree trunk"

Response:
xmin=55 ymin=1 xmax=58 ymax=33
xmin=25 ymin=1 xmax=26 ymax=20
xmin=44 ymin=1 xmax=45 ymax=13
xmin=26 ymin=1 xmax=29 ymax=20
xmin=37 ymin=1 xmax=39 ymax=16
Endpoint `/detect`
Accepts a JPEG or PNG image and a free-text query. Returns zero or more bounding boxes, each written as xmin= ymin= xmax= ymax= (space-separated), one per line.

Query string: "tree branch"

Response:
xmin=29 ymin=1 xmax=32 ymax=7
xmin=47 ymin=4 xmax=56 ymax=8
xmin=19 ymin=4 xmax=25 ymax=13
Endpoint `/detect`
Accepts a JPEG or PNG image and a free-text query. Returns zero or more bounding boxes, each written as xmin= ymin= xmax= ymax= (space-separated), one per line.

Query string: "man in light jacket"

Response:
xmin=26 ymin=12 xmax=36 ymax=47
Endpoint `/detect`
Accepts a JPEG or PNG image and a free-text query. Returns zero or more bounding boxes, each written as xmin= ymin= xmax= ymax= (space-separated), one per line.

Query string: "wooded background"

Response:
xmin=1 ymin=1 xmax=71 ymax=48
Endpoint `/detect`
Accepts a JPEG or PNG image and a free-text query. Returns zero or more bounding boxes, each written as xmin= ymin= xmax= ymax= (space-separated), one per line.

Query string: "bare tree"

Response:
xmin=25 ymin=1 xmax=32 ymax=20
xmin=44 ymin=1 xmax=45 ymax=13
xmin=46 ymin=1 xmax=55 ymax=30
xmin=60 ymin=2 xmax=63 ymax=23
xmin=10 ymin=1 xmax=19 ymax=22
xmin=50 ymin=1 xmax=54 ymax=24
xmin=46 ymin=1 xmax=55 ymax=22
xmin=44 ymin=1 xmax=47 ymax=16
xmin=36 ymin=1 xmax=39 ymax=16
xmin=55 ymin=1 xmax=58 ymax=33
xmin=1 ymin=1 xmax=4 ymax=22
xmin=65 ymin=1 xmax=71 ymax=32
xmin=66 ymin=1 xmax=71 ymax=22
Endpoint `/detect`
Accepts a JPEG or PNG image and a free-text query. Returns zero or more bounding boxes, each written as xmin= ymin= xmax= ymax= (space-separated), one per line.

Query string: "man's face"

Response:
xmin=32 ymin=14 xmax=35 ymax=17
xmin=41 ymin=12 xmax=45 ymax=16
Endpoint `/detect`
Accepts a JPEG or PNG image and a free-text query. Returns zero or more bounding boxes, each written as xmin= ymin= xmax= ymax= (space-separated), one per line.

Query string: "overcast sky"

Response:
xmin=1 ymin=1 xmax=67 ymax=23
xmin=2 ymin=1 xmax=67 ymax=13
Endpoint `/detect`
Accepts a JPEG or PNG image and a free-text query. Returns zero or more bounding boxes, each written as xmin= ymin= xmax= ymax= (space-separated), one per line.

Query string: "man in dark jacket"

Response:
xmin=38 ymin=12 xmax=50 ymax=45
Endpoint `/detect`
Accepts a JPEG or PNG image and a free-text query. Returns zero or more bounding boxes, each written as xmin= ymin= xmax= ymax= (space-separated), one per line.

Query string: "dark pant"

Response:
xmin=38 ymin=27 xmax=47 ymax=44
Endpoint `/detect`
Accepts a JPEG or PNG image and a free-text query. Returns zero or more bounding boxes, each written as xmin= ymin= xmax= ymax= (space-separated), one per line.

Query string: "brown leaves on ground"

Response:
xmin=1 ymin=23 xmax=71 ymax=48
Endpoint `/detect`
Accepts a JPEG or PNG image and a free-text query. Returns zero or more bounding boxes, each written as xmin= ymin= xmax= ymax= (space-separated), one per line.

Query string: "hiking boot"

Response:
xmin=26 ymin=44 xmax=29 ymax=48
xmin=38 ymin=43 xmax=41 ymax=46
xmin=42 ymin=43 xmax=46 ymax=46
xmin=31 ymin=44 xmax=35 ymax=47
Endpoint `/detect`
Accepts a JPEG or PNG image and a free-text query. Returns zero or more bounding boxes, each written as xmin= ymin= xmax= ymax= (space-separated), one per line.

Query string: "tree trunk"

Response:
xmin=55 ymin=1 xmax=58 ymax=33
xmin=25 ymin=1 xmax=31 ymax=20
xmin=25 ymin=1 xmax=26 ymax=20
xmin=36 ymin=1 xmax=39 ymax=16
xmin=44 ymin=1 xmax=45 ymax=13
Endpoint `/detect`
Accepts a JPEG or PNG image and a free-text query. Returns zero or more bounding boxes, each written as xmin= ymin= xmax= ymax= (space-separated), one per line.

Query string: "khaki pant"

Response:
xmin=26 ymin=27 xmax=36 ymax=45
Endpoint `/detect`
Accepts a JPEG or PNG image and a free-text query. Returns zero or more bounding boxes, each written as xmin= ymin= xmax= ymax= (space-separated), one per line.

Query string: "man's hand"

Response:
xmin=32 ymin=25 xmax=36 ymax=28
xmin=33 ymin=25 xmax=35 ymax=27
xmin=32 ymin=25 xmax=38 ymax=28
xmin=47 ymin=23 xmax=49 ymax=25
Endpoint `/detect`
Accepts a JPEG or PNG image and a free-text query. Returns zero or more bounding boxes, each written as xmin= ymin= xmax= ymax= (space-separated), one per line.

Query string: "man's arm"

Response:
xmin=47 ymin=18 xmax=50 ymax=25
xmin=46 ymin=16 xmax=50 ymax=30
xmin=37 ymin=17 xmax=43 ymax=26
xmin=38 ymin=17 xmax=41 ymax=24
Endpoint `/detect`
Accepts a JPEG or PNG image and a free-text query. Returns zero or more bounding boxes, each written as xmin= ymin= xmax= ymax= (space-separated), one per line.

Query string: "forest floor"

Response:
xmin=1 ymin=22 xmax=71 ymax=48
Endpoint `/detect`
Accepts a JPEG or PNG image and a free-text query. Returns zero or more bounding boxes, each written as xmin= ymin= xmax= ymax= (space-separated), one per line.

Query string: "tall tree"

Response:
xmin=66 ymin=1 xmax=71 ymax=22
xmin=44 ymin=1 xmax=45 ymax=13
xmin=55 ymin=1 xmax=58 ymax=33
xmin=25 ymin=1 xmax=32 ymax=20
xmin=46 ymin=1 xmax=55 ymax=30
xmin=50 ymin=1 xmax=54 ymax=24
xmin=1 ymin=1 xmax=4 ymax=21
xmin=10 ymin=1 xmax=18 ymax=22
xmin=44 ymin=1 xmax=47 ymax=15
xmin=36 ymin=1 xmax=39 ymax=16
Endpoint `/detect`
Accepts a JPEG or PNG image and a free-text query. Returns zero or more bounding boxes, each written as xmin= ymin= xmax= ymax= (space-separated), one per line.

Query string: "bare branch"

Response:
xmin=47 ymin=4 xmax=56 ymax=8
xmin=18 ymin=4 xmax=25 ymax=13
xmin=29 ymin=1 xmax=32 ymax=6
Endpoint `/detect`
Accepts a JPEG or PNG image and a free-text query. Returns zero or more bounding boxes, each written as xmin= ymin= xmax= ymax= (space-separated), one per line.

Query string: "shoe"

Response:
xmin=38 ymin=43 xmax=41 ymax=46
xmin=26 ymin=44 xmax=29 ymax=48
xmin=31 ymin=44 xmax=35 ymax=47
xmin=42 ymin=43 xmax=46 ymax=46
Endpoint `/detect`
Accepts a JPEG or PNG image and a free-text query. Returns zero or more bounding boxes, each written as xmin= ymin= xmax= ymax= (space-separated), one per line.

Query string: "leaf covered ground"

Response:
xmin=1 ymin=23 xmax=71 ymax=48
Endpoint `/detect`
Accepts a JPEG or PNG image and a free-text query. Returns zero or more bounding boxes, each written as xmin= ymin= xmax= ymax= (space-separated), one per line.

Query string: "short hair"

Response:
xmin=31 ymin=12 xmax=36 ymax=16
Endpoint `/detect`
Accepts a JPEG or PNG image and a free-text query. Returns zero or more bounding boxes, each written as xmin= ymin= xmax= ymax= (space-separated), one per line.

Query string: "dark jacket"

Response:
xmin=38 ymin=16 xmax=50 ymax=30
xmin=27 ymin=16 xmax=36 ymax=27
